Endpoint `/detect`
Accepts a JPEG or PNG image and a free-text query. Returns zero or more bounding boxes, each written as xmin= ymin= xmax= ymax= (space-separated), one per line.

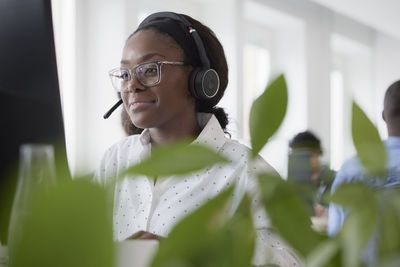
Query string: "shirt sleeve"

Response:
xmin=327 ymin=202 xmax=346 ymax=236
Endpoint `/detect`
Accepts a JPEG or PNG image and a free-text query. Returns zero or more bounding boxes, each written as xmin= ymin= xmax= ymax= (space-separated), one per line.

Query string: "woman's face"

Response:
xmin=120 ymin=29 xmax=194 ymax=130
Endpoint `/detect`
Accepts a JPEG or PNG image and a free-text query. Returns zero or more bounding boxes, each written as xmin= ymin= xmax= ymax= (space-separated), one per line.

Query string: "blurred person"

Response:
xmin=288 ymin=131 xmax=335 ymax=217
xmin=328 ymin=80 xmax=400 ymax=264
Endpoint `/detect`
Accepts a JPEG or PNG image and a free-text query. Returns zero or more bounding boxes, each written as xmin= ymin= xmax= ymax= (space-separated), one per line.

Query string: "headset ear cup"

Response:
xmin=189 ymin=68 xmax=220 ymax=100
xmin=189 ymin=68 xmax=200 ymax=99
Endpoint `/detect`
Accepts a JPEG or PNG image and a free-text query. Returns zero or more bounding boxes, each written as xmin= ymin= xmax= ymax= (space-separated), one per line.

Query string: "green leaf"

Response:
xmin=331 ymin=183 xmax=377 ymax=267
xmin=223 ymin=194 xmax=255 ymax=267
xmin=151 ymin=186 xmax=255 ymax=267
xmin=9 ymin=179 xmax=114 ymax=267
xmin=306 ymin=238 xmax=340 ymax=267
xmin=352 ymin=101 xmax=387 ymax=177
xmin=341 ymin=209 xmax=377 ymax=267
xmin=151 ymin=186 xmax=234 ymax=267
xmin=330 ymin=182 xmax=376 ymax=210
xmin=121 ymin=140 xmax=229 ymax=177
xmin=379 ymin=207 xmax=400 ymax=259
xmin=257 ymin=173 xmax=324 ymax=257
xmin=377 ymin=254 xmax=400 ymax=267
xmin=249 ymin=74 xmax=288 ymax=157
xmin=377 ymin=188 xmax=400 ymax=260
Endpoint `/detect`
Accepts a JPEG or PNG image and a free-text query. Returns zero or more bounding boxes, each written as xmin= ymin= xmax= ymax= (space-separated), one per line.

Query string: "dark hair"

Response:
xmin=121 ymin=13 xmax=229 ymax=136
xmin=384 ymin=80 xmax=400 ymax=120
xmin=289 ymin=131 xmax=322 ymax=154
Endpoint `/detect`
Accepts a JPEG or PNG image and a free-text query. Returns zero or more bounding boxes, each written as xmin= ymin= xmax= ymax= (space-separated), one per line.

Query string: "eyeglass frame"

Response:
xmin=108 ymin=60 xmax=186 ymax=92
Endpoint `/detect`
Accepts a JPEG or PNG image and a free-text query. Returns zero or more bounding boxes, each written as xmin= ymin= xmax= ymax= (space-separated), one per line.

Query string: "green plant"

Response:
xmin=130 ymin=75 xmax=400 ymax=267
xmin=8 ymin=75 xmax=400 ymax=267
xmin=8 ymin=178 xmax=115 ymax=267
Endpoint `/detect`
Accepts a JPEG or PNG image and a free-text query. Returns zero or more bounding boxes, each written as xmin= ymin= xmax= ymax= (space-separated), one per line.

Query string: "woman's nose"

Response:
xmin=126 ymin=75 xmax=145 ymax=93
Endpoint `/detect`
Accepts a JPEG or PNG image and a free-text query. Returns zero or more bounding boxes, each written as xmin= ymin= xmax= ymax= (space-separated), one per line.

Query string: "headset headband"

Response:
xmin=139 ymin=12 xmax=211 ymax=69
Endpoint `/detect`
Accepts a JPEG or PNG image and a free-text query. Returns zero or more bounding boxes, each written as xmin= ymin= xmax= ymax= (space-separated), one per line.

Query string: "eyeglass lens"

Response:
xmin=113 ymin=62 xmax=160 ymax=91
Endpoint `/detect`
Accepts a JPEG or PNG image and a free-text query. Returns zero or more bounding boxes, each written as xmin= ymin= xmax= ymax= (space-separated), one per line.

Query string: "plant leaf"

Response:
xmin=352 ymin=101 xmax=387 ymax=177
xmin=121 ymin=140 xmax=229 ymax=177
xmin=307 ymin=238 xmax=340 ymax=267
xmin=257 ymin=173 xmax=324 ymax=257
xmin=9 ymin=179 xmax=114 ymax=267
xmin=331 ymin=182 xmax=377 ymax=267
xmin=377 ymin=254 xmax=400 ymax=267
xmin=151 ymin=186 xmax=234 ymax=267
xmin=377 ymin=188 xmax=400 ymax=260
xmin=249 ymin=74 xmax=288 ymax=157
xmin=341 ymin=210 xmax=377 ymax=267
xmin=223 ymin=194 xmax=255 ymax=267
xmin=151 ymin=186 xmax=255 ymax=267
xmin=330 ymin=182 xmax=376 ymax=210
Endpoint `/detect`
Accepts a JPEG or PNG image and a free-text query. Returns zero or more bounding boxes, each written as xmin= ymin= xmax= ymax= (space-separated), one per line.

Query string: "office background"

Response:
xmin=50 ymin=0 xmax=400 ymax=177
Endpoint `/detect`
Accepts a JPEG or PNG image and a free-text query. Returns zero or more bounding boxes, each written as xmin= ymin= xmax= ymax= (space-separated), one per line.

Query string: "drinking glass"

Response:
xmin=7 ymin=144 xmax=56 ymax=264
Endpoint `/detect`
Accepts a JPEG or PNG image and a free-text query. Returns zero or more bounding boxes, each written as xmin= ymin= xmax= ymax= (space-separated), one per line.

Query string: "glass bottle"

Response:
xmin=7 ymin=144 xmax=56 ymax=265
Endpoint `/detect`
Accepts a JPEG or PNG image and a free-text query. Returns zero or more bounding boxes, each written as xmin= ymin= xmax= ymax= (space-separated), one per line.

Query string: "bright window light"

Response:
xmin=242 ymin=44 xmax=271 ymax=140
xmin=330 ymin=70 xmax=344 ymax=171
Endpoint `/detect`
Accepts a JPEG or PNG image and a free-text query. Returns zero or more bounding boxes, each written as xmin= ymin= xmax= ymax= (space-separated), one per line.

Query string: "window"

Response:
xmin=330 ymin=70 xmax=344 ymax=170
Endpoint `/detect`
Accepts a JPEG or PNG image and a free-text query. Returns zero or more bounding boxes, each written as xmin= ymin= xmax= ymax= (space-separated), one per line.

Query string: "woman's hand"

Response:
xmin=313 ymin=203 xmax=327 ymax=217
xmin=127 ymin=231 xmax=162 ymax=240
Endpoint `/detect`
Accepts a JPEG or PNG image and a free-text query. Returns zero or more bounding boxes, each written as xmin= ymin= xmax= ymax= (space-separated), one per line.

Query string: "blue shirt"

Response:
xmin=327 ymin=136 xmax=400 ymax=236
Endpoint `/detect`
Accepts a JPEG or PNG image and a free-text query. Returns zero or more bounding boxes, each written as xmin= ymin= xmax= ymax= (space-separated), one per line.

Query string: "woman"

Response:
xmin=96 ymin=11 xmax=273 ymax=242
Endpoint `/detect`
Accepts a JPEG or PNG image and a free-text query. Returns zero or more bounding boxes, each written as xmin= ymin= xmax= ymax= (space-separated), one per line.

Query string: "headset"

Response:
xmin=140 ymin=12 xmax=220 ymax=100
xmin=104 ymin=11 xmax=219 ymax=119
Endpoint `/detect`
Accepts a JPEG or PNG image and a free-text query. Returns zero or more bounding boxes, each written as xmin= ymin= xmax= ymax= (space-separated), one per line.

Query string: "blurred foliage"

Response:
xmin=121 ymin=139 xmax=229 ymax=178
xmin=249 ymin=74 xmax=288 ymax=157
xmin=306 ymin=238 xmax=340 ymax=267
xmin=328 ymin=183 xmax=400 ymax=267
xmin=258 ymin=173 xmax=325 ymax=256
xmin=6 ymin=73 xmax=400 ymax=267
xmin=151 ymin=187 xmax=255 ymax=267
xmin=378 ymin=188 xmax=400 ymax=261
xmin=331 ymin=183 xmax=377 ymax=267
xmin=8 ymin=178 xmax=114 ymax=267
xmin=352 ymin=102 xmax=387 ymax=177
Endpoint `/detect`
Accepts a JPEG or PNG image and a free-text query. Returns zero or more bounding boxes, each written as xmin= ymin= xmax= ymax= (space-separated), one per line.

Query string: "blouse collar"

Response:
xmin=138 ymin=113 xmax=227 ymax=152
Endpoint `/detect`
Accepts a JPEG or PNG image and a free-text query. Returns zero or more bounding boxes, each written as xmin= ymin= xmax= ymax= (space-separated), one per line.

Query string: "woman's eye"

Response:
xmin=120 ymin=71 xmax=130 ymax=80
xmin=144 ymin=67 xmax=157 ymax=76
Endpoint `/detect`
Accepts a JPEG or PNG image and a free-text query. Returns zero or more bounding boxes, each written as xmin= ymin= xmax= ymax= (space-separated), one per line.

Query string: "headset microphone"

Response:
xmin=103 ymin=99 xmax=123 ymax=119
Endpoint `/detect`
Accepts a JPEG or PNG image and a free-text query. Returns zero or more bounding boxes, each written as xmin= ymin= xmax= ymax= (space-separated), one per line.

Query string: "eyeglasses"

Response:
xmin=108 ymin=60 xmax=185 ymax=92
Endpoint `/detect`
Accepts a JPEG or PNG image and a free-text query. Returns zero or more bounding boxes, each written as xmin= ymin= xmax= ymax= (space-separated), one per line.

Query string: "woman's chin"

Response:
xmin=130 ymin=116 xmax=156 ymax=130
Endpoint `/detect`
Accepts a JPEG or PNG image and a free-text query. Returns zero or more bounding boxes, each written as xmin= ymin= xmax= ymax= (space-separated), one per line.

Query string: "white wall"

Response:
xmin=330 ymin=33 xmax=375 ymax=165
xmin=245 ymin=2 xmax=308 ymax=177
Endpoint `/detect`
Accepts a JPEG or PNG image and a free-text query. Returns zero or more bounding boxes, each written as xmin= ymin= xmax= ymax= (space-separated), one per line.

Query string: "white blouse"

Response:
xmin=95 ymin=113 xmax=273 ymax=241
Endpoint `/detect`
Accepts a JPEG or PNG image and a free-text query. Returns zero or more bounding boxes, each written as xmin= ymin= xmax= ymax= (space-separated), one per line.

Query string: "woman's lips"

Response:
xmin=129 ymin=100 xmax=155 ymax=111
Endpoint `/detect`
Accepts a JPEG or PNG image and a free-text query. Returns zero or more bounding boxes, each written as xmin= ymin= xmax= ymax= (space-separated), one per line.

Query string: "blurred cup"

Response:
xmin=7 ymin=144 xmax=56 ymax=265
xmin=117 ymin=240 xmax=159 ymax=267
xmin=0 ymin=243 xmax=8 ymax=267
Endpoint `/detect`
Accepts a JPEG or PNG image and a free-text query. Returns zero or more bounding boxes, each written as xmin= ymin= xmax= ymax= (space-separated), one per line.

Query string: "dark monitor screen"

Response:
xmin=287 ymin=150 xmax=313 ymax=183
xmin=0 ymin=0 xmax=69 ymax=243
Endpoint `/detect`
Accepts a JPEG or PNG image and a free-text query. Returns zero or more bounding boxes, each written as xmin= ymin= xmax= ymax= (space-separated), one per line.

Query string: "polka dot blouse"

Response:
xmin=95 ymin=113 xmax=274 ymax=241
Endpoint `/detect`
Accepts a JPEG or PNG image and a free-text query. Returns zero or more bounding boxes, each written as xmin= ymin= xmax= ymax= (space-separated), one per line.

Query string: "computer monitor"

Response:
xmin=287 ymin=150 xmax=314 ymax=183
xmin=0 ymin=0 xmax=70 ymax=244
